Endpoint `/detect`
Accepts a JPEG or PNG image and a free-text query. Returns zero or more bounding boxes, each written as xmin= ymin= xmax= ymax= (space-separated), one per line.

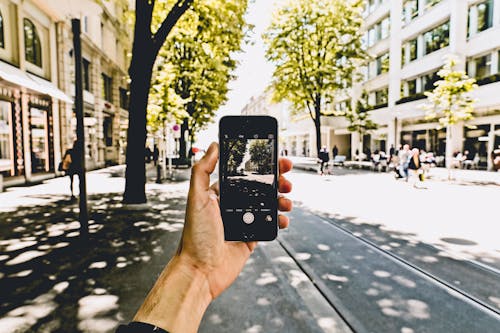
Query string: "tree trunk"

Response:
xmin=314 ymin=98 xmax=322 ymax=157
xmin=178 ymin=118 xmax=189 ymax=162
xmin=123 ymin=56 xmax=155 ymax=204
xmin=445 ymin=124 xmax=453 ymax=180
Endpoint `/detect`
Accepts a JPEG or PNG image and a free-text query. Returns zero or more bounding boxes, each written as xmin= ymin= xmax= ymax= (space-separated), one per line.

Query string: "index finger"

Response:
xmin=279 ymin=158 xmax=293 ymax=175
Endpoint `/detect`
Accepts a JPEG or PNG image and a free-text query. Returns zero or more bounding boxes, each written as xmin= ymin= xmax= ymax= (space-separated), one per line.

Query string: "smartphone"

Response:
xmin=219 ymin=115 xmax=278 ymax=241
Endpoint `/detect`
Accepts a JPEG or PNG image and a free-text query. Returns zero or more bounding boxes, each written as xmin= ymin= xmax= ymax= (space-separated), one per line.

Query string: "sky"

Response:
xmin=196 ymin=0 xmax=284 ymax=148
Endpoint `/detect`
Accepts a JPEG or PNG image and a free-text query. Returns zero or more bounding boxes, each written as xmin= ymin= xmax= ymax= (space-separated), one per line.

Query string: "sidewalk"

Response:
xmin=289 ymin=155 xmax=500 ymax=185
xmin=0 ymin=165 xmax=347 ymax=333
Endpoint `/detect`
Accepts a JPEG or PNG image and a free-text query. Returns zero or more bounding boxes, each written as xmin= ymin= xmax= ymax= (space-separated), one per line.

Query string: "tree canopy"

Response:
xmin=263 ymin=0 xmax=366 ymax=156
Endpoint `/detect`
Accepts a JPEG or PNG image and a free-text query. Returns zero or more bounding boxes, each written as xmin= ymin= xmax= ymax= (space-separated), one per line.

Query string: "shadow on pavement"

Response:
xmin=0 ymin=189 xmax=186 ymax=332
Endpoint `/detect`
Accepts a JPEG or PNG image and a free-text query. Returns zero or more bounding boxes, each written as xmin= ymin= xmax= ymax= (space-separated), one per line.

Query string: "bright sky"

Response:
xmin=196 ymin=0 xmax=284 ymax=148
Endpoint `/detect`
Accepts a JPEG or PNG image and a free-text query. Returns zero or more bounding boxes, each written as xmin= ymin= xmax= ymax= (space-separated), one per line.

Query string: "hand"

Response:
xmin=180 ymin=142 xmax=293 ymax=299
xmin=133 ymin=142 xmax=293 ymax=332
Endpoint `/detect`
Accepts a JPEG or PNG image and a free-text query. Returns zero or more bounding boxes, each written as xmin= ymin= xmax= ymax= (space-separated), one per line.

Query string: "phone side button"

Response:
xmin=242 ymin=212 xmax=255 ymax=224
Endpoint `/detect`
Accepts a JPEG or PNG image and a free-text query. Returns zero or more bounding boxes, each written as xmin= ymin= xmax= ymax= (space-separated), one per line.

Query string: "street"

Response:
xmin=0 ymin=166 xmax=499 ymax=332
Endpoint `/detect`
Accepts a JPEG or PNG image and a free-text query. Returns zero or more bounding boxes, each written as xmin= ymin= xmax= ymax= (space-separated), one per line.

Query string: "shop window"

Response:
xmin=424 ymin=21 xmax=450 ymax=55
xmin=83 ymin=59 xmax=91 ymax=92
xmin=30 ymin=108 xmax=49 ymax=172
xmin=0 ymin=101 xmax=13 ymax=175
xmin=101 ymin=73 xmax=112 ymax=102
xmin=24 ymin=18 xmax=42 ymax=67
xmin=119 ymin=88 xmax=129 ymax=109
xmin=0 ymin=10 xmax=4 ymax=49
xmin=103 ymin=117 xmax=113 ymax=147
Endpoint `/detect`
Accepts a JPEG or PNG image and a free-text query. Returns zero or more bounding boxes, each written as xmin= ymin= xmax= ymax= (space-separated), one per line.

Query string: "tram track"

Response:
xmin=277 ymin=206 xmax=500 ymax=332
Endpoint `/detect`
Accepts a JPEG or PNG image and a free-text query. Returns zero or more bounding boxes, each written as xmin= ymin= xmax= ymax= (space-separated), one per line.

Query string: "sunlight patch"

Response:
xmin=295 ymin=252 xmax=311 ymax=260
xmin=209 ymin=314 xmax=223 ymax=324
xmin=5 ymin=241 xmax=37 ymax=252
xmin=317 ymin=317 xmax=336 ymax=329
xmin=256 ymin=272 xmax=278 ymax=285
xmin=317 ymin=244 xmax=330 ymax=251
xmin=257 ymin=297 xmax=270 ymax=306
xmin=322 ymin=273 xmax=348 ymax=283
xmin=373 ymin=270 xmax=391 ymax=278
xmin=89 ymin=261 xmax=107 ymax=269
xmin=6 ymin=251 xmax=46 ymax=266
xmin=78 ymin=295 xmax=119 ymax=319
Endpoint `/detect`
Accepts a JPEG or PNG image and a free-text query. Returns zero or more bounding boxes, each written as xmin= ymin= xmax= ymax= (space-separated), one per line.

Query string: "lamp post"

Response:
xmin=71 ymin=19 xmax=88 ymax=236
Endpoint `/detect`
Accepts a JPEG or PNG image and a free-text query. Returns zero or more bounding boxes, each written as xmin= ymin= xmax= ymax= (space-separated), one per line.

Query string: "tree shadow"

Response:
xmin=0 ymin=189 xmax=187 ymax=332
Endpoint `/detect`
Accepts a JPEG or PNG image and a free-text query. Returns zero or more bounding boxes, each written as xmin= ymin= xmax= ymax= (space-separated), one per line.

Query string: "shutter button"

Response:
xmin=242 ymin=212 xmax=254 ymax=224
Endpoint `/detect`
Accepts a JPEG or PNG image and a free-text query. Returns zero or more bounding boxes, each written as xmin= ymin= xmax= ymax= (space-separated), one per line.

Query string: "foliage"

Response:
xmin=148 ymin=0 xmax=249 ymax=143
xmin=249 ymin=140 xmax=273 ymax=174
xmin=263 ymin=0 xmax=366 ymax=156
xmin=421 ymin=55 xmax=478 ymax=127
xmin=225 ymin=139 xmax=247 ymax=175
xmin=343 ymin=94 xmax=378 ymax=137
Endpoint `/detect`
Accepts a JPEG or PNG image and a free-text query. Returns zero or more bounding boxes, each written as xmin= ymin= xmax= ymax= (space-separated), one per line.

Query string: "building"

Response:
xmin=0 ymin=0 xmax=131 ymax=186
xmin=281 ymin=0 xmax=500 ymax=169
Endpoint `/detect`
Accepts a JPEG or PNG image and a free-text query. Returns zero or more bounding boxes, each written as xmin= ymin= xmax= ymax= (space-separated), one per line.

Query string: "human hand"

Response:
xmin=133 ymin=142 xmax=293 ymax=332
xmin=179 ymin=141 xmax=293 ymax=299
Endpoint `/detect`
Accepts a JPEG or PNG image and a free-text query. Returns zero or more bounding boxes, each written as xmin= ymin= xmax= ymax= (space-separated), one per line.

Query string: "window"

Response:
xmin=422 ymin=71 xmax=440 ymax=91
xmin=381 ymin=17 xmax=390 ymax=40
xmin=376 ymin=53 xmax=390 ymax=75
xmin=409 ymin=38 xmax=418 ymax=61
xmin=477 ymin=0 xmax=494 ymax=33
xmin=402 ymin=0 xmax=419 ymax=25
xmin=0 ymin=10 xmax=4 ymax=49
xmin=475 ymin=54 xmax=492 ymax=79
xmin=425 ymin=0 xmax=441 ymax=10
xmin=30 ymin=108 xmax=49 ymax=173
xmin=406 ymin=79 xmax=417 ymax=96
xmin=103 ymin=117 xmax=113 ymax=147
xmin=101 ymin=73 xmax=112 ymax=102
xmin=24 ymin=18 xmax=42 ymax=67
xmin=375 ymin=87 xmax=388 ymax=105
xmin=119 ymin=88 xmax=129 ymax=109
xmin=0 ymin=101 xmax=12 ymax=167
xmin=83 ymin=59 xmax=91 ymax=92
xmin=424 ymin=21 xmax=449 ymax=55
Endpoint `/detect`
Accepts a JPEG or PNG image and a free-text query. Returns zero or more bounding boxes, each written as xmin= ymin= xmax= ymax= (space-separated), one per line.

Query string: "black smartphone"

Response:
xmin=219 ymin=115 xmax=278 ymax=241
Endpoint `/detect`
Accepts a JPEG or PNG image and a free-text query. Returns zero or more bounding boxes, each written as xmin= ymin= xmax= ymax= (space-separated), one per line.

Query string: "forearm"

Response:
xmin=133 ymin=256 xmax=212 ymax=333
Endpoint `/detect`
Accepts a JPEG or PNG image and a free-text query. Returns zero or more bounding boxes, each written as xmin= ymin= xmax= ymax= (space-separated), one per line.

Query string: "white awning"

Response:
xmin=0 ymin=61 xmax=73 ymax=104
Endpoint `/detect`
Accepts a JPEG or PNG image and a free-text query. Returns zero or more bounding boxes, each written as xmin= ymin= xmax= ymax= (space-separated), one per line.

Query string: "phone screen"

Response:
xmin=219 ymin=116 xmax=278 ymax=241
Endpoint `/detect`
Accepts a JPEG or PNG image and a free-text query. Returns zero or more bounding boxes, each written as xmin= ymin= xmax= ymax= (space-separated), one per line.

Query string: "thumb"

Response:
xmin=189 ymin=142 xmax=219 ymax=195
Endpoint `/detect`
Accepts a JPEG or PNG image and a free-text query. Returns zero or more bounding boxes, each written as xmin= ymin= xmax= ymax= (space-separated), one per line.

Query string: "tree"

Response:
xmin=343 ymin=94 xmax=378 ymax=159
xmin=222 ymin=139 xmax=246 ymax=177
xmin=421 ymin=55 xmax=477 ymax=178
xmin=263 ymin=0 xmax=366 ymax=157
xmin=157 ymin=0 xmax=248 ymax=163
xmin=123 ymin=0 xmax=193 ymax=204
xmin=249 ymin=140 xmax=273 ymax=174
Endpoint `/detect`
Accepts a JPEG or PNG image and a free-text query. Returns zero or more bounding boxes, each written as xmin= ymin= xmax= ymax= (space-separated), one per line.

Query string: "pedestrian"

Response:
xmin=62 ymin=140 xmax=81 ymax=200
xmin=408 ymin=147 xmax=424 ymax=188
xmin=332 ymin=145 xmax=338 ymax=159
xmin=153 ymin=145 xmax=159 ymax=166
xmin=389 ymin=144 xmax=395 ymax=162
xmin=115 ymin=143 xmax=293 ymax=333
xmin=145 ymin=146 xmax=152 ymax=164
xmin=397 ymin=144 xmax=410 ymax=180
xmin=318 ymin=145 xmax=330 ymax=175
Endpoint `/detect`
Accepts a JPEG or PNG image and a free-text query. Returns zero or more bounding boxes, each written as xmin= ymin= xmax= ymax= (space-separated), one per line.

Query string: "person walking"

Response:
xmin=62 ymin=140 xmax=82 ymax=200
xmin=318 ymin=145 xmax=330 ymax=175
xmin=332 ymin=145 xmax=338 ymax=159
xmin=153 ymin=145 xmax=159 ymax=166
xmin=408 ymin=147 xmax=424 ymax=188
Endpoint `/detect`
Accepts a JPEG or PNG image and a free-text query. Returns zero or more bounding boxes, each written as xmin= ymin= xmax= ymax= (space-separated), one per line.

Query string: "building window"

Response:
xmin=30 ymin=107 xmax=49 ymax=173
xmin=380 ymin=17 xmax=390 ymax=40
xmin=83 ymin=59 xmax=91 ymax=92
xmin=0 ymin=10 xmax=4 ymax=49
xmin=468 ymin=0 xmax=494 ymax=37
xmin=375 ymin=87 xmax=388 ymax=105
xmin=119 ymin=88 xmax=129 ymax=109
xmin=103 ymin=117 xmax=113 ymax=147
xmin=424 ymin=21 xmax=449 ymax=55
xmin=422 ymin=70 xmax=440 ymax=91
xmin=402 ymin=0 xmax=419 ymax=26
xmin=402 ymin=79 xmax=417 ymax=97
xmin=475 ymin=54 xmax=492 ymax=79
xmin=0 ymin=101 xmax=13 ymax=174
xmin=23 ymin=18 xmax=42 ymax=67
xmin=376 ymin=53 xmax=390 ymax=75
xmin=408 ymin=38 xmax=417 ymax=62
xmin=425 ymin=0 xmax=441 ymax=10
xmin=101 ymin=73 xmax=112 ymax=102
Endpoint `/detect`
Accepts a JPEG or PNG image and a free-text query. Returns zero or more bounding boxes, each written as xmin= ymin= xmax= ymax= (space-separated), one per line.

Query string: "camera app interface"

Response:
xmin=221 ymin=134 xmax=276 ymax=231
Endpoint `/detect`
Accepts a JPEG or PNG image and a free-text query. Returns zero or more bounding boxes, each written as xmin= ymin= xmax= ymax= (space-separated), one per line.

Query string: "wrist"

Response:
xmin=134 ymin=256 xmax=212 ymax=333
